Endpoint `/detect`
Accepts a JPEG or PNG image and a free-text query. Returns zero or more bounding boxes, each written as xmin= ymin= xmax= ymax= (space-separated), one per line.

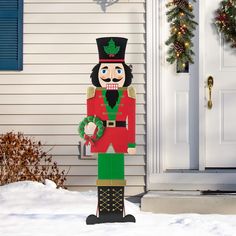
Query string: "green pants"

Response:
xmin=98 ymin=153 xmax=124 ymax=180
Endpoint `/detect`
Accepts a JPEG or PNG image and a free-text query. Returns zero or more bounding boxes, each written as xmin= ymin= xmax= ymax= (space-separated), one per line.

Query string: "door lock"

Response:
xmin=207 ymin=76 xmax=214 ymax=109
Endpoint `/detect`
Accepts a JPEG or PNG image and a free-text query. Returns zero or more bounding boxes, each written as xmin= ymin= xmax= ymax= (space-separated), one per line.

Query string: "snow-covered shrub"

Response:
xmin=0 ymin=132 xmax=66 ymax=188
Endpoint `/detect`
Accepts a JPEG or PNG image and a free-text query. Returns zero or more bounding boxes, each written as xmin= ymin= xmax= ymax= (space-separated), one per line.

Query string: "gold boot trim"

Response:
xmin=96 ymin=179 xmax=126 ymax=186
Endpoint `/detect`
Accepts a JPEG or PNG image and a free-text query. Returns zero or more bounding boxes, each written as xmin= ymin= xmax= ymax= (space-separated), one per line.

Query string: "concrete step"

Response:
xmin=141 ymin=191 xmax=236 ymax=214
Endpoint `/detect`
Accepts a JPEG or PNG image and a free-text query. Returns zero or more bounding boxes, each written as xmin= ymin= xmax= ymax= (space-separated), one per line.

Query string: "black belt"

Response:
xmin=102 ymin=120 xmax=126 ymax=128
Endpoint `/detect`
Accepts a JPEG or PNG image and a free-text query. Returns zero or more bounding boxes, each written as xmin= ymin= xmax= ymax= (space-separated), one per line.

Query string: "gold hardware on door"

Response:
xmin=207 ymin=76 xmax=214 ymax=109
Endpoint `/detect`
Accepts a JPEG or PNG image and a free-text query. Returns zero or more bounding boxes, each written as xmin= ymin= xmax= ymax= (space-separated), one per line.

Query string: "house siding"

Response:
xmin=0 ymin=0 xmax=146 ymax=196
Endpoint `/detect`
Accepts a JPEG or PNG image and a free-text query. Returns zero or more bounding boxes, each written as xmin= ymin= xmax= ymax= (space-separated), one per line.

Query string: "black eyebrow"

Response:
xmin=101 ymin=66 xmax=108 ymax=69
xmin=115 ymin=66 xmax=122 ymax=69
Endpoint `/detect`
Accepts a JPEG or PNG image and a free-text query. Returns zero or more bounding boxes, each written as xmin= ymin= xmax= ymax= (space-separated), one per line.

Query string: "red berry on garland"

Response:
xmin=217 ymin=13 xmax=227 ymax=22
xmin=180 ymin=25 xmax=187 ymax=34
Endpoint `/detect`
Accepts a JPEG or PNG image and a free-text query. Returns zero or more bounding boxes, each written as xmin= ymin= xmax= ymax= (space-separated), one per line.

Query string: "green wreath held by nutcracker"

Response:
xmin=215 ymin=0 xmax=236 ymax=48
xmin=78 ymin=116 xmax=104 ymax=146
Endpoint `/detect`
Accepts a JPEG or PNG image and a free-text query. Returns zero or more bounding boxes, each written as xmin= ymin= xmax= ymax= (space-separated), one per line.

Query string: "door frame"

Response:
xmin=146 ymin=0 xmax=236 ymax=191
xmin=198 ymin=0 xmax=206 ymax=171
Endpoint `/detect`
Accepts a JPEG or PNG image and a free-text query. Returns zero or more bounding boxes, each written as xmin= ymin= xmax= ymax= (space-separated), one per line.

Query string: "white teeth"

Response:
xmin=106 ymin=84 xmax=118 ymax=90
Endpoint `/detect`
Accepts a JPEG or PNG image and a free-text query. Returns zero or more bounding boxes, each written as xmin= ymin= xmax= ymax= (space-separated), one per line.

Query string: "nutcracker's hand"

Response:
xmin=127 ymin=147 xmax=136 ymax=155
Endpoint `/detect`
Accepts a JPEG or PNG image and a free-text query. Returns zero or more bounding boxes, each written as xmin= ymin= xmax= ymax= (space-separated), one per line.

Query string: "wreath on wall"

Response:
xmin=215 ymin=0 xmax=236 ymax=48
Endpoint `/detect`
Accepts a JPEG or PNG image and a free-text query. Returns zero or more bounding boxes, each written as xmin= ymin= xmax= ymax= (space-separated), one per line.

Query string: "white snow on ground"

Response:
xmin=0 ymin=181 xmax=236 ymax=236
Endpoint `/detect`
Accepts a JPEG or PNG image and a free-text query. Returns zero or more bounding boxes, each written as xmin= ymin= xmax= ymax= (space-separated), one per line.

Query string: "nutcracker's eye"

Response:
xmin=115 ymin=66 xmax=123 ymax=75
xmin=100 ymin=66 xmax=108 ymax=75
xmin=101 ymin=69 xmax=107 ymax=74
xmin=116 ymin=69 xmax=123 ymax=74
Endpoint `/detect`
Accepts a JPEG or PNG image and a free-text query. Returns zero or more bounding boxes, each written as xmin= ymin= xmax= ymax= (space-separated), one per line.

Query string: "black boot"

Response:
xmin=86 ymin=186 xmax=136 ymax=225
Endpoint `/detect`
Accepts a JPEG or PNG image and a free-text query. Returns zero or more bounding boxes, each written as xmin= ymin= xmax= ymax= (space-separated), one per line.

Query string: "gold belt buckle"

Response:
xmin=107 ymin=120 xmax=116 ymax=127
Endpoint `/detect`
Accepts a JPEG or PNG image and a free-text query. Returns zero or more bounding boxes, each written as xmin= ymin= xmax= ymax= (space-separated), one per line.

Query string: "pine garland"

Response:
xmin=165 ymin=0 xmax=198 ymax=72
xmin=215 ymin=0 xmax=236 ymax=48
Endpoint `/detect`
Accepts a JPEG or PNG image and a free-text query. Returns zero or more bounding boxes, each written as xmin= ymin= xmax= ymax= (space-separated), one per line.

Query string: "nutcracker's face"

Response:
xmin=90 ymin=62 xmax=133 ymax=88
xmin=90 ymin=61 xmax=133 ymax=108
xmin=98 ymin=63 xmax=125 ymax=89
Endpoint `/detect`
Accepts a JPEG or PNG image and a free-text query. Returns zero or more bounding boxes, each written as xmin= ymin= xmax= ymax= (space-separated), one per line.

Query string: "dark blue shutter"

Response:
xmin=0 ymin=0 xmax=23 ymax=70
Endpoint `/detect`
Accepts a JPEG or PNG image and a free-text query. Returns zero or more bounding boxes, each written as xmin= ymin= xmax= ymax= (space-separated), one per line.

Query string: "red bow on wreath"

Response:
xmin=84 ymin=127 xmax=98 ymax=146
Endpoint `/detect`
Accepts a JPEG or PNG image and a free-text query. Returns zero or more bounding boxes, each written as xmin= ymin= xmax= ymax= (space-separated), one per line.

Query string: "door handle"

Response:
xmin=207 ymin=76 xmax=214 ymax=109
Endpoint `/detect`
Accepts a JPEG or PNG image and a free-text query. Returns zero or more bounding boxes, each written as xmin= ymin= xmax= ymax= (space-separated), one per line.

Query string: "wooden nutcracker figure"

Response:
xmin=79 ymin=37 xmax=136 ymax=224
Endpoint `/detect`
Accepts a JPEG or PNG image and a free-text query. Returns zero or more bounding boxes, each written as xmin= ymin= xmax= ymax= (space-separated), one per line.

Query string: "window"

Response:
xmin=0 ymin=0 xmax=23 ymax=71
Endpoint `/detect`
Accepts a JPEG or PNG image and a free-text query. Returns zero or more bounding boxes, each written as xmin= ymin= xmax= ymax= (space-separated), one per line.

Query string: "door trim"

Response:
xmin=146 ymin=0 xmax=162 ymax=181
xmin=199 ymin=0 xmax=206 ymax=171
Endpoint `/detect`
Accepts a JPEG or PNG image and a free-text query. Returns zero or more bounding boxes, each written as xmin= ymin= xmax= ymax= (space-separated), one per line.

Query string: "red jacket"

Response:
xmin=87 ymin=87 xmax=136 ymax=153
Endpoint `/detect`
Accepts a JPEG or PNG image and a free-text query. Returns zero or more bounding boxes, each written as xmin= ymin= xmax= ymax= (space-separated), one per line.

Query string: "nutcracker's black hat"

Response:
xmin=96 ymin=37 xmax=128 ymax=63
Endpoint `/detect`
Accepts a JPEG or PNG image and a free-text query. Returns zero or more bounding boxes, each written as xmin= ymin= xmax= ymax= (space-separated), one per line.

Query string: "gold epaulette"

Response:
xmin=87 ymin=86 xmax=96 ymax=99
xmin=127 ymin=86 xmax=136 ymax=99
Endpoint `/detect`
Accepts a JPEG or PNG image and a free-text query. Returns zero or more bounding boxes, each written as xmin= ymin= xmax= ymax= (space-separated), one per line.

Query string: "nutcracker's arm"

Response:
xmin=127 ymin=86 xmax=136 ymax=151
